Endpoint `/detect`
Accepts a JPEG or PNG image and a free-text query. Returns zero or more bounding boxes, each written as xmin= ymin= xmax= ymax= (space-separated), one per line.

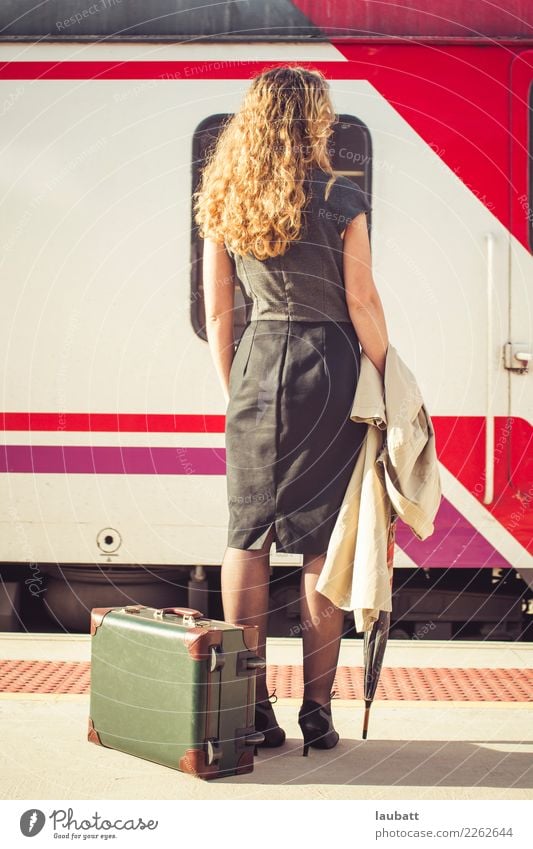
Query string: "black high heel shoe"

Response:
xmin=254 ymin=690 xmax=286 ymax=749
xmin=298 ymin=694 xmax=339 ymax=757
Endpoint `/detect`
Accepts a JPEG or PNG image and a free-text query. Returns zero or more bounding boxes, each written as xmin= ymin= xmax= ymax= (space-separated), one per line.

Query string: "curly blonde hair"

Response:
xmin=192 ymin=65 xmax=337 ymax=261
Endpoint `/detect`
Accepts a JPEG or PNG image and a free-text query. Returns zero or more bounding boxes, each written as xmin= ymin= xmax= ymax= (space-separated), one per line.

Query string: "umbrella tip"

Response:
xmin=362 ymin=704 xmax=371 ymax=739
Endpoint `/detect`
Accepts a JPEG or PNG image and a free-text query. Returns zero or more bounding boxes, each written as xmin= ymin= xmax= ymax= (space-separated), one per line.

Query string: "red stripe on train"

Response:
xmin=0 ymin=413 xmax=225 ymax=433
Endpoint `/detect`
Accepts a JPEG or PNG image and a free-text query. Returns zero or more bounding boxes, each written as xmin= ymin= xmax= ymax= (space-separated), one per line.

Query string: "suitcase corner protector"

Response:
xmin=186 ymin=629 xmax=223 ymax=660
xmin=235 ymin=749 xmax=254 ymax=775
xmin=179 ymin=748 xmax=220 ymax=780
xmin=87 ymin=717 xmax=103 ymax=746
xmin=90 ymin=607 xmax=115 ymax=636
xmin=240 ymin=624 xmax=259 ymax=652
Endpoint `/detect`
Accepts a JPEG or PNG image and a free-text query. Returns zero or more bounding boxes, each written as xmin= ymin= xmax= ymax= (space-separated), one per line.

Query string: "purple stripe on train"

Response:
xmin=0 ymin=445 xmax=513 ymax=569
xmin=0 ymin=445 xmax=226 ymax=475
xmin=396 ymin=498 xmax=513 ymax=569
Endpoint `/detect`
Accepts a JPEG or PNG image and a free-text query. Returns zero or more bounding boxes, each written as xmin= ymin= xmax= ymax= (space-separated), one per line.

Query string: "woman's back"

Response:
xmin=225 ymin=166 xmax=371 ymax=323
xmin=223 ymin=164 xmax=372 ymax=554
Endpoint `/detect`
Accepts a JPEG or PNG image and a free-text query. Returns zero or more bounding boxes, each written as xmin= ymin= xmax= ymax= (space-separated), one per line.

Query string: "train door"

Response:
xmin=507 ymin=51 xmax=533 ymax=576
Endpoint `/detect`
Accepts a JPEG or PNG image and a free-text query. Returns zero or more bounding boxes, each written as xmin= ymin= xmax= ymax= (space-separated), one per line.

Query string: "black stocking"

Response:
xmin=299 ymin=552 xmax=345 ymax=709
xmin=220 ymin=527 xmax=275 ymax=703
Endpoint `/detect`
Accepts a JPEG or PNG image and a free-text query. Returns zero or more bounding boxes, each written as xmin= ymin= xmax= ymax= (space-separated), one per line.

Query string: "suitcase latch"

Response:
xmin=209 ymin=646 xmax=225 ymax=672
xmin=204 ymin=738 xmax=223 ymax=765
xmin=182 ymin=613 xmax=199 ymax=627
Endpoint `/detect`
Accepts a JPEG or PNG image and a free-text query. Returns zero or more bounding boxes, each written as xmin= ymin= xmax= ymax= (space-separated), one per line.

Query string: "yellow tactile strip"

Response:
xmin=0 ymin=660 xmax=531 ymax=701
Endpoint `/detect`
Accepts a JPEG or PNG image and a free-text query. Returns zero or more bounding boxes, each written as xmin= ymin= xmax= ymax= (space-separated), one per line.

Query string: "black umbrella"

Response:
xmin=361 ymin=511 xmax=398 ymax=739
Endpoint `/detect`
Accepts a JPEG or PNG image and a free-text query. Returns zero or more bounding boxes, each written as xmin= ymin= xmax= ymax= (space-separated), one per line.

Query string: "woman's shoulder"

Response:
xmin=305 ymin=166 xmax=371 ymax=234
xmin=328 ymin=173 xmax=370 ymax=212
xmin=307 ymin=167 xmax=369 ymax=207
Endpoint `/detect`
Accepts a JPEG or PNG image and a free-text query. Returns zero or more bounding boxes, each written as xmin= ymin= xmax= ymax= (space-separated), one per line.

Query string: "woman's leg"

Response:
xmin=220 ymin=526 xmax=275 ymax=703
xmin=300 ymin=552 xmax=346 ymax=709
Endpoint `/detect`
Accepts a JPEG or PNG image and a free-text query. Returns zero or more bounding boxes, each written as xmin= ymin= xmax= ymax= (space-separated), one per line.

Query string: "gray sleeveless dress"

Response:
xmin=224 ymin=166 xmax=371 ymax=554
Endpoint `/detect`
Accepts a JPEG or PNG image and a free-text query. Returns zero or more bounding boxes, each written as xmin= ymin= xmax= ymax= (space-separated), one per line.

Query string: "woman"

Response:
xmin=193 ymin=66 xmax=389 ymax=756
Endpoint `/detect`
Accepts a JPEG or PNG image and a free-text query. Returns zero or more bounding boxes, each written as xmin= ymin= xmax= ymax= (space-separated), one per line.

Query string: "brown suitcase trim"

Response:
xmin=185 ymin=629 xmax=223 ymax=660
xmin=90 ymin=607 xmax=115 ymax=636
xmin=87 ymin=717 xmax=103 ymax=746
xmin=235 ymin=749 xmax=254 ymax=775
xmin=179 ymin=748 xmax=220 ymax=780
xmin=237 ymin=624 xmax=259 ymax=652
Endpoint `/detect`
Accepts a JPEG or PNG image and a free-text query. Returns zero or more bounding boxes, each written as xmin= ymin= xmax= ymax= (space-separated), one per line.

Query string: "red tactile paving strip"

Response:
xmin=0 ymin=660 xmax=90 ymax=694
xmin=0 ymin=660 xmax=532 ymax=701
xmin=268 ymin=665 xmax=533 ymax=701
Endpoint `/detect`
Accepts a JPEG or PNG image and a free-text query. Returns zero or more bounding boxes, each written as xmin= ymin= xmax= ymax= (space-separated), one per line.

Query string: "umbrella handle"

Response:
xmin=362 ymin=699 xmax=372 ymax=739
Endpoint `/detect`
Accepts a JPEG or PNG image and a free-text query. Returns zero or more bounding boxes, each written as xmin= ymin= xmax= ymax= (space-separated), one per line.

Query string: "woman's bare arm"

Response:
xmin=342 ymin=213 xmax=389 ymax=377
xmin=203 ymin=237 xmax=236 ymax=404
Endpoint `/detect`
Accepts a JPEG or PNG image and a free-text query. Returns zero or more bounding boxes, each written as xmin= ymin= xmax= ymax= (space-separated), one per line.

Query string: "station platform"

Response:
xmin=0 ymin=634 xmax=531 ymax=801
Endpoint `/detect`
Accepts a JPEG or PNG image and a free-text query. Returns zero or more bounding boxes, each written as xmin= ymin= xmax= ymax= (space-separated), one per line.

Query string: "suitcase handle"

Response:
xmin=153 ymin=607 xmax=205 ymax=619
xmin=153 ymin=607 xmax=207 ymax=628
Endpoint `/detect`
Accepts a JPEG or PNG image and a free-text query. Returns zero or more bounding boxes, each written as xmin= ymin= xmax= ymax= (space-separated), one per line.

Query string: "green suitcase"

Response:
xmin=88 ymin=605 xmax=266 ymax=779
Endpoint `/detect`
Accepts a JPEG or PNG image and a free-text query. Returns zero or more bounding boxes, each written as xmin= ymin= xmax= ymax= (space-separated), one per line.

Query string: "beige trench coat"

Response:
xmin=316 ymin=343 xmax=442 ymax=632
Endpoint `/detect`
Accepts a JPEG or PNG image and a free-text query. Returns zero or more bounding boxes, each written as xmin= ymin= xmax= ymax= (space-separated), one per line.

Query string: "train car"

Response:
xmin=0 ymin=1 xmax=531 ymax=636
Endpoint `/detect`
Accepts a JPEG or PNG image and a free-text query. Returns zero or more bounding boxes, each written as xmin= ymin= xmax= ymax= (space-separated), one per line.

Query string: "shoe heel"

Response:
xmin=299 ymin=718 xmax=322 ymax=756
xmin=298 ymin=699 xmax=339 ymax=753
